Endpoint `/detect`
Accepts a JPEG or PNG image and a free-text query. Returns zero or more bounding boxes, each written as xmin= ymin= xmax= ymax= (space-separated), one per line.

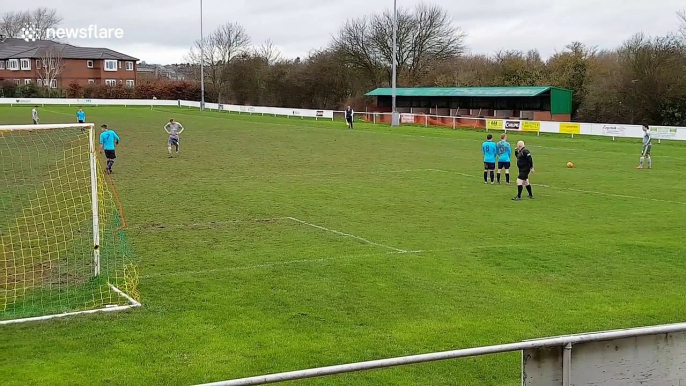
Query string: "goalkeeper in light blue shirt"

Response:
xmin=497 ymin=133 xmax=512 ymax=184
xmin=99 ymin=124 xmax=120 ymax=175
xmin=482 ymin=134 xmax=498 ymax=184
xmin=76 ymin=107 xmax=86 ymax=123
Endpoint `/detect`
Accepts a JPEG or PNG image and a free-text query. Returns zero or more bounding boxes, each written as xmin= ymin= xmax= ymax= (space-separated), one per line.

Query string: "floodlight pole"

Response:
xmin=200 ymin=0 xmax=205 ymax=111
xmin=391 ymin=0 xmax=399 ymax=126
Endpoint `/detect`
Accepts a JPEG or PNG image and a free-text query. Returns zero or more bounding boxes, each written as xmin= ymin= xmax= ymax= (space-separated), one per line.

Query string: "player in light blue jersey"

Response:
xmin=637 ymin=124 xmax=652 ymax=169
xmin=76 ymin=107 xmax=86 ymax=123
xmin=99 ymin=124 xmax=120 ymax=175
xmin=482 ymin=134 xmax=498 ymax=184
xmin=496 ymin=133 xmax=512 ymax=184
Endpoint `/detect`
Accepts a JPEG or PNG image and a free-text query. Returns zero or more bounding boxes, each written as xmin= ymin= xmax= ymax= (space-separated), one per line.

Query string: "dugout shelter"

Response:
xmin=366 ymin=86 xmax=573 ymax=122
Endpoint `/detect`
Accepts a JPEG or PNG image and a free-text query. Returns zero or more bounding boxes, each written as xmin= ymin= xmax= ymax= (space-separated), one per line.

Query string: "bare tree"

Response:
xmin=332 ymin=16 xmax=384 ymax=85
xmin=254 ymin=39 xmax=281 ymax=65
xmin=186 ymin=22 xmax=250 ymax=102
xmin=36 ymin=46 xmax=66 ymax=93
xmin=679 ymin=10 xmax=686 ymax=39
xmin=30 ymin=8 xmax=62 ymax=40
xmin=0 ymin=8 xmax=61 ymax=39
xmin=0 ymin=12 xmax=28 ymax=38
xmin=333 ymin=3 xmax=466 ymax=86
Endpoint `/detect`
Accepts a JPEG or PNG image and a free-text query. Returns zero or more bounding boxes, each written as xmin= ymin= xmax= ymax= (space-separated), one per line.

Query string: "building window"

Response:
xmin=87 ymin=60 xmax=94 ymax=68
xmin=88 ymin=79 xmax=95 ymax=84
xmin=104 ymin=60 xmax=117 ymax=71
xmin=20 ymin=59 xmax=31 ymax=70
xmin=0 ymin=61 xmax=4 ymax=70
xmin=50 ymin=79 xmax=57 ymax=88
xmin=14 ymin=79 xmax=20 ymax=85
xmin=125 ymin=80 xmax=134 ymax=88
xmin=24 ymin=79 xmax=31 ymax=85
xmin=7 ymin=59 xmax=19 ymax=70
xmin=105 ymin=79 xmax=117 ymax=86
xmin=36 ymin=59 xmax=41 ymax=69
xmin=125 ymin=61 xmax=133 ymax=71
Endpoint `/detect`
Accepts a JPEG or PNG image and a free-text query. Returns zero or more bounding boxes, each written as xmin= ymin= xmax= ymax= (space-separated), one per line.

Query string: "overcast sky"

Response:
xmin=4 ymin=0 xmax=685 ymax=64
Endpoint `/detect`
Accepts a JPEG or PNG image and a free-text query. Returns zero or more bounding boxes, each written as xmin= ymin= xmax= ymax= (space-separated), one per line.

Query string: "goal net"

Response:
xmin=0 ymin=123 xmax=139 ymax=325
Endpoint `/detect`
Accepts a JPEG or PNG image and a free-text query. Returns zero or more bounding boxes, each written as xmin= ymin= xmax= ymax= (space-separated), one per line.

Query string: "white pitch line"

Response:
xmin=534 ymin=184 xmax=686 ymax=205
xmin=138 ymin=216 xmax=410 ymax=253
xmin=137 ymin=218 xmax=287 ymax=230
xmin=223 ymin=168 xmax=441 ymax=181
xmin=141 ymin=244 xmax=530 ymax=279
xmin=285 ymin=216 xmax=408 ymax=253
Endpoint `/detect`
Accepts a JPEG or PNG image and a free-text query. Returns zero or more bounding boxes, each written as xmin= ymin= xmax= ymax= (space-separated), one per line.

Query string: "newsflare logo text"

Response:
xmin=20 ymin=23 xmax=124 ymax=42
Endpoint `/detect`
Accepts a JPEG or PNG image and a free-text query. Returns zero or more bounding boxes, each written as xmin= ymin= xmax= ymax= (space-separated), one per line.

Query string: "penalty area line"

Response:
xmin=285 ymin=217 xmax=408 ymax=253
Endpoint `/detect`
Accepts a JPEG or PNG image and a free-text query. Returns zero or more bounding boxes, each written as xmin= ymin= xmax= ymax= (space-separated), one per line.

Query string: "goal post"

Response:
xmin=0 ymin=123 xmax=139 ymax=325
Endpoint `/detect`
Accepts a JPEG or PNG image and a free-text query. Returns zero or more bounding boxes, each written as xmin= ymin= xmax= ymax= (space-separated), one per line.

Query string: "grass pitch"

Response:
xmin=1 ymin=105 xmax=686 ymax=385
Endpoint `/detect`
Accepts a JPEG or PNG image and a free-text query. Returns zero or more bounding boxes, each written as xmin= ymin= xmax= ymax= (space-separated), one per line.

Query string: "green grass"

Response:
xmin=1 ymin=105 xmax=686 ymax=385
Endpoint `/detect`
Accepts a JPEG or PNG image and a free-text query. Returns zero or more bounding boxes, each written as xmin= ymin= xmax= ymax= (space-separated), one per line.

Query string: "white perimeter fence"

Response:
xmin=193 ymin=322 xmax=686 ymax=386
xmin=2 ymin=98 xmax=686 ymax=142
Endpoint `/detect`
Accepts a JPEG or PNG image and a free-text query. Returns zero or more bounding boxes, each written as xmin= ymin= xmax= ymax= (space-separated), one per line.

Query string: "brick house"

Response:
xmin=0 ymin=38 xmax=138 ymax=89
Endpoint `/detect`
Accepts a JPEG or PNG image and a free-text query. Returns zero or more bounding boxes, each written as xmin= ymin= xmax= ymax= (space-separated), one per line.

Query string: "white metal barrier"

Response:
xmin=194 ymin=322 xmax=686 ymax=386
xmin=2 ymin=98 xmax=685 ymax=142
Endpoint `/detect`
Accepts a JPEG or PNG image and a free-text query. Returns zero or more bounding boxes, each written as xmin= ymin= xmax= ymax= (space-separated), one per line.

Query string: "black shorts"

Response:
xmin=78 ymin=119 xmax=85 ymax=123
xmin=498 ymin=161 xmax=511 ymax=169
xmin=104 ymin=150 xmax=116 ymax=159
xmin=484 ymin=162 xmax=496 ymax=170
xmin=518 ymin=170 xmax=530 ymax=181
xmin=346 ymin=116 xmax=353 ymax=123
xmin=169 ymin=138 xmax=179 ymax=146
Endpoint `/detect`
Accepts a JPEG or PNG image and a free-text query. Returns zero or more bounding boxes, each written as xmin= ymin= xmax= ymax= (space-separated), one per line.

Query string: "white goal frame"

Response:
xmin=0 ymin=123 xmax=140 ymax=325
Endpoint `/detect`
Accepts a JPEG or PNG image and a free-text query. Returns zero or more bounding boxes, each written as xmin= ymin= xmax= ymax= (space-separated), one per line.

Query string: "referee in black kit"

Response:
xmin=512 ymin=141 xmax=534 ymax=201
xmin=345 ymin=106 xmax=354 ymax=129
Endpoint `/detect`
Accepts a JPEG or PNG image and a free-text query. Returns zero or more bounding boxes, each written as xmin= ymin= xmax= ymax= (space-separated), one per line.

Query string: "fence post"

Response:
xmin=562 ymin=343 xmax=572 ymax=386
xmin=425 ymin=115 xmax=428 ymax=127
xmin=453 ymin=117 xmax=455 ymax=130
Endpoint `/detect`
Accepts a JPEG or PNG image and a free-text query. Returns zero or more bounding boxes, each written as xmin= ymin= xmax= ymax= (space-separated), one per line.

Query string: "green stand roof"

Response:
xmin=366 ymin=87 xmax=568 ymax=98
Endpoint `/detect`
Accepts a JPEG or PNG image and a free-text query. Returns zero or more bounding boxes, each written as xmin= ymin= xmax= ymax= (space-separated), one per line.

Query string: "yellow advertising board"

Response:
xmin=522 ymin=121 xmax=540 ymax=132
xmin=486 ymin=119 xmax=503 ymax=130
xmin=559 ymin=123 xmax=581 ymax=134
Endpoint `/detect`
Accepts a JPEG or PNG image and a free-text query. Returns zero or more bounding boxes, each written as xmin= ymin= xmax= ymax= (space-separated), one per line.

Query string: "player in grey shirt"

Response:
xmin=164 ymin=118 xmax=184 ymax=158
xmin=637 ymin=124 xmax=652 ymax=169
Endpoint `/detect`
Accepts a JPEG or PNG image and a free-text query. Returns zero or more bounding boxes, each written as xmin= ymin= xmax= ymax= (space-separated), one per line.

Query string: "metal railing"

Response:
xmin=194 ymin=322 xmax=686 ymax=386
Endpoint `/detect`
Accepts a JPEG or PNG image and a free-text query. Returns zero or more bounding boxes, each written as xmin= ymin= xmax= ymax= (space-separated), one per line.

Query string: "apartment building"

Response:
xmin=0 ymin=37 xmax=139 ymax=88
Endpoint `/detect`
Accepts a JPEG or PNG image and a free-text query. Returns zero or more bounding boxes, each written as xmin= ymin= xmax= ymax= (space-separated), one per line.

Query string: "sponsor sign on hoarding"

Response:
xmin=401 ymin=114 xmax=415 ymax=124
xmin=505 ymin=121 xmax=521 ymax=130
xmin=522 ymin=121 xmax=541 ymax=132
xmin=652 ymin=126 xmax=678 ymax=139
xmin=560 ymin=123 xmax=581 ymax=134
xmin=487 ymin=120 xmax=503 ymax=130
xmin=602 ymin=125 xmax=626 ymax=136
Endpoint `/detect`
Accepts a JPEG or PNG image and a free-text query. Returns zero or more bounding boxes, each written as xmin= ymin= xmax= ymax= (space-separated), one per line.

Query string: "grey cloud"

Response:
xmin=3 ymin=0 xmax=684 ymax=64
